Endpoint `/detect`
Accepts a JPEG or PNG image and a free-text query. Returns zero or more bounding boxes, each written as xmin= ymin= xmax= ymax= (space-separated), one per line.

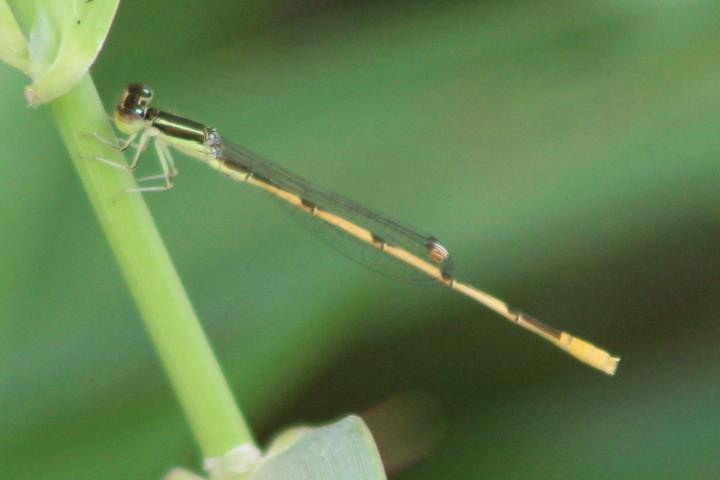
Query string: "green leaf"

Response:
xmin=249 ymin=416 xmax=386 ymax=480
xmin=0 ymin=1 xmax=29 ymax=72
xmin=196 ymin=417 xmax=387 ymax=480
xmin=165 ymin=469 xmax=207 ymax=480
xmin=6 ymin=0 xmax=119 ymax=105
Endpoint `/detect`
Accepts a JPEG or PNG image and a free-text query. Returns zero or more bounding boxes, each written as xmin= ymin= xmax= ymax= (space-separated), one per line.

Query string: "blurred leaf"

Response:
xmin=250 ymin=416 xmax=386 ymax=480
xmin=0 ymin=0 xmax=29 ymax=72
xmin=175 ymin=417 xmax=386 ymax=480
xmin=7 ymin=0 xmax=119 ymax=105
xmin=166 ymin=469 xmax=206 ymax=480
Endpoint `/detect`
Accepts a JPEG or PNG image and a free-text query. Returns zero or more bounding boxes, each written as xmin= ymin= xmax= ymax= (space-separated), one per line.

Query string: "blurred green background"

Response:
xmin=2 ymin=0 xmax=720 ymax=478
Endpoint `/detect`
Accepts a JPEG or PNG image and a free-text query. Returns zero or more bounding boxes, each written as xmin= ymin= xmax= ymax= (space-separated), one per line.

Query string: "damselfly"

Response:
xmin=101 ymin=83 xmax=619 ymax=375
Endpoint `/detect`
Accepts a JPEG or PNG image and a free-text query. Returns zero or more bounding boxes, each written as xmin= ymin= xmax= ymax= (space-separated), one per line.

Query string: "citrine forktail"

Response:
xmin=103 ymin=83 xmax=619 ymax=375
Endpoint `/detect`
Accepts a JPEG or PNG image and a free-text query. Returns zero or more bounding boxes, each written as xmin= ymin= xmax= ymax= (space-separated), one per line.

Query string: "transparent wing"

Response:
xmin=219 ymin=141 xmax=454 ymax=281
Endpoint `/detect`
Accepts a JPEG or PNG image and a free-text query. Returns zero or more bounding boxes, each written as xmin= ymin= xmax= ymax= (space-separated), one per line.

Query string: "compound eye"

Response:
xmin=118 ymin=105 xmax=145 ymax=122
xmin=127 ymin=82 xmax=153 ymax=100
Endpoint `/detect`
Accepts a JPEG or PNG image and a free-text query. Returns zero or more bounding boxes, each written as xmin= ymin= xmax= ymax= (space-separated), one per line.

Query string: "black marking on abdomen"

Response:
xmin=441 ymin=271 xmax=455 ymax=286
xmin=300 ymin=198 xmax=318 ymax=213
xmin=508 ymin=309 xmax=562 ymax=339
xmin=371 ymin=233 xmax=387 ymax=250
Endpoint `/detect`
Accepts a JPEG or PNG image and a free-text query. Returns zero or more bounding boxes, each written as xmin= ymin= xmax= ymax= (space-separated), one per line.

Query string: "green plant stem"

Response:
xmin=8 ymin=0 xmax=255 ymax=455
xmin=48 ymin=76 xmax=255 ymax=457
